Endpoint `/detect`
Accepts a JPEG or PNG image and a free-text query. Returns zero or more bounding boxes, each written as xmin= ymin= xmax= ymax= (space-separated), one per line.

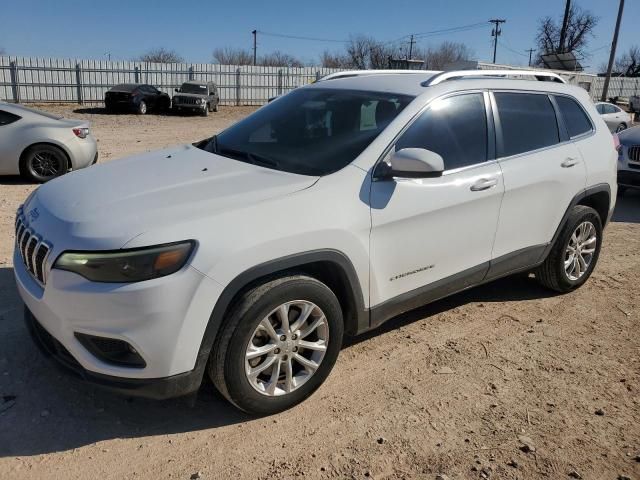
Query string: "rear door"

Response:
xmin=369 ymin=92 xmax=504 ymax=311
xmin=490 ymin=91 xmax=586 ymax=266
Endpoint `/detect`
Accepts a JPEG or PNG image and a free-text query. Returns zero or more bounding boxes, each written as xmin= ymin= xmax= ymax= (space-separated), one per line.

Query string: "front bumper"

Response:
xmin=172 ymin=103 xmax=206 ymax=111
xmin=24 ymin=307 xmax=201 ymax=399
xmin=14 ymin=247 xmax=223 ymax=393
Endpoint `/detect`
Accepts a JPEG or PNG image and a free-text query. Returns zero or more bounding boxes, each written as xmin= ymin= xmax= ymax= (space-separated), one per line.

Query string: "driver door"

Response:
xmin=369 ymin=92 xmax=504 ymax=320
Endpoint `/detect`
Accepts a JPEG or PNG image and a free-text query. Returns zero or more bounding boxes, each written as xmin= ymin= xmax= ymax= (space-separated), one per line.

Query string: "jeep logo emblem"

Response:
xmin=28 ymin=208 xmax=40 ymax=222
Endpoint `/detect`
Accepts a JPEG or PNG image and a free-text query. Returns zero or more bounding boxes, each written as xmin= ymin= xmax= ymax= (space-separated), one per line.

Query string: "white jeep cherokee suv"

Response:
xmin=14 ymin=70 xmax=617 ymax=414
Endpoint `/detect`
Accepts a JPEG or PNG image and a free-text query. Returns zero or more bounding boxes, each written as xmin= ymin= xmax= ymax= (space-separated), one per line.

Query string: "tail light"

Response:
xmin=613 ymin=132 xmax=620 ymax=151
xmin=72 ymin=127 xmax=90 ymax=139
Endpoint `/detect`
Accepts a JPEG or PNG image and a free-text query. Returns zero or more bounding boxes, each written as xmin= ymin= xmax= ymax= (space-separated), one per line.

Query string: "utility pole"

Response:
xmin=526 ymin=48 xmax=535 ymax=66
xmin=489 ymin=19 xmax=506 ymax=64
xmin=601 ymin=0 xmax=624 ymax=101
xmin=408 ymin=35 xmax=415 ymax=60
xmin=252 ymin=29 xmax=257 ymax=66
xmin=559 ymin=0 xmax=571 ymax=53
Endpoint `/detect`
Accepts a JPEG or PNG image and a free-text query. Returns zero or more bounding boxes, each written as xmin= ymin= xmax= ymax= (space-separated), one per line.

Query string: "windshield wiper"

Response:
xmin=217 ymin=147 xmax=280 ymax=168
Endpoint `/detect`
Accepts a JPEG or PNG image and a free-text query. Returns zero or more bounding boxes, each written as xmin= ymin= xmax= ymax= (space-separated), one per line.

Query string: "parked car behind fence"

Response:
xmin=105 ymin=84 xmax=171 ymax=115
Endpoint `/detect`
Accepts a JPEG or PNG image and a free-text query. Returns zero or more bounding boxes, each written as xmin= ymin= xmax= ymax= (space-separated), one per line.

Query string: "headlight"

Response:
xmin=54 ymin=241 xmax=195 ymax=283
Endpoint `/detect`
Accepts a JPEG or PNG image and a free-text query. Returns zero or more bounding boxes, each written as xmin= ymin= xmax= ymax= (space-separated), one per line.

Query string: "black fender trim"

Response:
xmin=540 ymin=183 xmax=611 ymax=262
xmin=189 ymin=249 xmax=368 ymax=389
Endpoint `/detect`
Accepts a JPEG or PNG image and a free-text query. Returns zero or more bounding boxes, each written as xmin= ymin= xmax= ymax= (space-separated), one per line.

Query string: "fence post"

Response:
xmin=134 ymin=66 xmax=140 ymax=83
xmin=188 ymin=66 xmax=194 ymax=81
xmin=315 ymin=71 xmax=321 ymax=82
xmin=277 ymin=69 xmax=283 ymax=95
xmin=75 ymin=63 xmax=84 ymax=105
xmin=235 ymin=68 xmax=241 ymax=106
xmin=9 ymin=61 xmax=20 ymax=103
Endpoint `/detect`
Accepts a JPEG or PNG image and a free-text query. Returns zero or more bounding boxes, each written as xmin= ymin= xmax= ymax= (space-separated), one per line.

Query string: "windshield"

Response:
xmin=201 ymin=88 xmax=413 ymax=176
xmin=181 ymin=84 xmax=208 ymax=94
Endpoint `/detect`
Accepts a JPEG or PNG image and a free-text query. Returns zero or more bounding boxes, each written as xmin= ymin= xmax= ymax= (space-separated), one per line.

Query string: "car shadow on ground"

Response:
xmin=0 ymin=175 xmax=36 ymax=186
xmin=612 ymin=189 xmax=640 ymax=223
xmin=72 ymin=107 xmax=172 ymax=116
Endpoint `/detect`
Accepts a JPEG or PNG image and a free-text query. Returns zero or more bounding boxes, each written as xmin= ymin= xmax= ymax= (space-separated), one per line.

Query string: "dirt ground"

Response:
xmin=0 ymin=104 xmax=639 ymax=480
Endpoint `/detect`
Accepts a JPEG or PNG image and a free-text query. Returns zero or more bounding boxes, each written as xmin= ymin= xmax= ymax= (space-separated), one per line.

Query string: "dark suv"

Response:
xmin=172 ymin=81 xmax=220 ymax=116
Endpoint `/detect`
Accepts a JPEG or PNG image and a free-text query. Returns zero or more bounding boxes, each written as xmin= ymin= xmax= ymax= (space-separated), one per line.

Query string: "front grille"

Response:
xmin=628 ymin=145 xmax=640 ymax=162
xmin=15 ymin=209 xmax=52 ymax=285
xmin=175 ymin=96 xmax=199 ymax=105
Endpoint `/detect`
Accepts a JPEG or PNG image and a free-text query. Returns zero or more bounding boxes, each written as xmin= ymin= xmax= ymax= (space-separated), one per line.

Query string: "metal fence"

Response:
xmin=0 ymin=56 xmax=343 ymax=106
xmin=3 ymin=56 xmax=640 ymax=106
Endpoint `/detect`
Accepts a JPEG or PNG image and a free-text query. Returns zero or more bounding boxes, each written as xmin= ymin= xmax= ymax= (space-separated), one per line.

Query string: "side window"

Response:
xmin=595 ymin=104 xmax=605 ymax=114
xmin=605 ymin=104 xmax=618 ymax=114
xmin=0 ymin=110 xmax=21 ymax=126
xmin=494 ymin=92 xmax=559 ymax=157
xmin=554 ymin=95 xmax=593 ymax=138
xmin=395 ymin=93 xmax=488 ymax=171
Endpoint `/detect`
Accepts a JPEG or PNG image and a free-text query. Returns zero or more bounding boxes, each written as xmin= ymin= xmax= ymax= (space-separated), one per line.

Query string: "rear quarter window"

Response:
xmin=0 ymin=109 xmax=22 ymax=125
xmin=494 ymin=92 xmax=559 ymax=157
xmin=553 ymin=95 xmax=593 ymax=138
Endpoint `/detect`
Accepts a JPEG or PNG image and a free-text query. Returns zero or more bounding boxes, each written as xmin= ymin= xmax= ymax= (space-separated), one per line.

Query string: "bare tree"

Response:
xmin=320 ymin=50 xmax=353 ymax=69
xmin=613 ymin=46 xmax=640 ymax=76
xmin=212 ymin=47 xmax=253 ymax=65
xmin=414 ymin=42 xmax=475 ymax=70
xmin=260 ymin=51 xmax=304 ymax=67
xmin=138 ymin=47 xmax=184 ymax=63
xmin=535 ymin=3 xmax=598 ymax=62
xmin=344 ymin=35 xmax=399 ymax=69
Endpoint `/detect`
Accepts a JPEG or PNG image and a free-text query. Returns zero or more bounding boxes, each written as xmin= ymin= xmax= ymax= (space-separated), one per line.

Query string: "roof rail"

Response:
xmin=423 ymin=69 xmax=566 ymax=86
xmin=318 ymin=70 xmax=440 ymax=82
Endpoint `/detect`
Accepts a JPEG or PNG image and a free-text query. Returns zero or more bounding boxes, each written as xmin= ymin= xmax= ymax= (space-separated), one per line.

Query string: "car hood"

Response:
xmin=25 ymin=144 xmax=318 ymax=249
xmin=618 ymin=125 xmax=640 ymax=144
xmin=174 ymin=93 xmax=208 ymax=99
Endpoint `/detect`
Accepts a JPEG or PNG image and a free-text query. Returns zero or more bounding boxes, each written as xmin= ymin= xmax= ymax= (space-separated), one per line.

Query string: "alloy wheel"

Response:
xmin=564 ymin=221 xmax=597 ymax=281
xmin=29 ymin=151 xmax=63 ymax=181
xmin=245 ymin=300 xmax=329 ymax=396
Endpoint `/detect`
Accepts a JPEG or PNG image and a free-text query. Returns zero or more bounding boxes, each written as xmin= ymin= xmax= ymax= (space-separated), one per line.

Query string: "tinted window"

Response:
xmin=554 ymin=95 xmax=592 ymax=137
xmin=495 ymin=93 xmax=559 ymax=157
xmin=395 ymin=93 xmax=487 ymax=170
xmin=0 ymin=110 xmax=21 ymax=126
xmin=595 ymin=104 xmax=605 ymax=114
xmin=206 ymin=88 xmax=414 ymax=176
xmin=604 ymin=104 xmax=618 ymax=114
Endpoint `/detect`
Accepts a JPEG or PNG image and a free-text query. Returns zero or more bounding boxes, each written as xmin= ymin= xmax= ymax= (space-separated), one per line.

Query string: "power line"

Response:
xmin=257 ymin=31 xmax=347 ymax=43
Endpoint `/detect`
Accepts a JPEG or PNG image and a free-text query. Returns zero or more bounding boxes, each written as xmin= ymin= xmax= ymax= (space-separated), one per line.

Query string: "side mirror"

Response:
xmin=377 ymin=148 xmax=444 ymax=179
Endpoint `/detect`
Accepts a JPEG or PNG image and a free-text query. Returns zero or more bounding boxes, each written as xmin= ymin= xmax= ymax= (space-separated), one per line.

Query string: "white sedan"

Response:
xmin=595 ymin=102 xmax=633 ymax=133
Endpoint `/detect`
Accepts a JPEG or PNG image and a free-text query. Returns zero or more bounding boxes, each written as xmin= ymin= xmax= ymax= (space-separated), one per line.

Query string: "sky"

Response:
xmin=1 ymin=0 xmax=638 ymax=73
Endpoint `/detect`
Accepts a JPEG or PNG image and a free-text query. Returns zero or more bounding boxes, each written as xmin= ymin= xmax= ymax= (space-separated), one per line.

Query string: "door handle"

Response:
xmin=470 ymin=178 xmax=498 ymax=191
xmin=561 ymin=157 xmax=580 ymax=168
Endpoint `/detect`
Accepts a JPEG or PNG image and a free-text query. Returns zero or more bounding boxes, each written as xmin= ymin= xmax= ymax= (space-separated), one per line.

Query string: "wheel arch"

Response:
xmin=19 ymin=141 xmax=72 ymax=175
xmin=188 ymin=249 xmax=368 ymax=387
xmin=540 ymin=183 xmax=611 ymax=262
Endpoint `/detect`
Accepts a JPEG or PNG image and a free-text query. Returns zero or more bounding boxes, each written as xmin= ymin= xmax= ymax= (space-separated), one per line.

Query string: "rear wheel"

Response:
xmin=209 ymin=275 xmax=343 ymax=414
xmin=213 ymin=101 xmax=219 ymax=112
xmin=21 ymin=144 xmax=68 ymax=183
xmin=615 ymin=123 xmax=627 ymax=133
xmin=535 ymin=205 xmax=602 ymax=293
xmin=202 ymin=106 xmax=209 ymax=117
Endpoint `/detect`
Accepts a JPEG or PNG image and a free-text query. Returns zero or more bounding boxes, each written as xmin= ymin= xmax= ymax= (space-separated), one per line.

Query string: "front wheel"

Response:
xmin=136 ymin=101 xmax=147 ymax=115
xmin=535 ymin=205 xmax=602 ymax=293
xmin=209 ymin=275 xmax=344 ymax=414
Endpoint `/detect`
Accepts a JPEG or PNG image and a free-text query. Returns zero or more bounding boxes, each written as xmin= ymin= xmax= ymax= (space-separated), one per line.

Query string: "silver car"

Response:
xmin=617 ymin=126 xmax=640 ymax=193
xmin=595 ymin=102 xmax=633 ymax=133
xmin=0 ymin=102 xmax=98 ymax=182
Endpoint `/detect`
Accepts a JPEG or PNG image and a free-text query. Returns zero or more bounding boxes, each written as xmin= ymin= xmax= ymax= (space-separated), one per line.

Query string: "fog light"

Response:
xmin=75 ymin=333 xmax=146 ymax=368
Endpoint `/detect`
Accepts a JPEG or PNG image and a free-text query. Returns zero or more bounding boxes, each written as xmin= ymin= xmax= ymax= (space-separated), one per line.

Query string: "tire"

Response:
xmin=535 ymin=205 xmax=602 ymax=293
xmin=209 ymin=275 xmax=344 ymax=414
xmin=202 ymin=106 xmax=209 ymax=117
xmin=615 ymin=123 xmax=627 ymax=133
xmin=213 ymin=101 xmax=219 ymax=112
xmin=207 ymin=101 xmax=215 ymax=113
xmin=20 ymin=144 xmax=68 ymax=183
xmin=137 ymin=101 xmax=147 ymax=115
